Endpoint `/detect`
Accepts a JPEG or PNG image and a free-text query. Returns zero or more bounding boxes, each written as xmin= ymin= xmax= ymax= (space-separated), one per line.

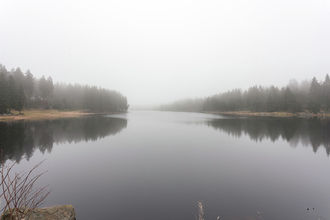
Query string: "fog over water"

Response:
xmin=1 ymin=0 xmax=330 ymax=105
xmin=1 ymin=1 xmax=330 ymax=219
xmin=2 ymin=112 xmax=330 ymax=220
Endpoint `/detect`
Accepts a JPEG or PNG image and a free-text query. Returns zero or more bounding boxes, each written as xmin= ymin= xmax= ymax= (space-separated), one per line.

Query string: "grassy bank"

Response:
xmin=0 ymin=109 xmax=96 ymax=122
xmin=204 ymin=111 xmax=330 ymax=118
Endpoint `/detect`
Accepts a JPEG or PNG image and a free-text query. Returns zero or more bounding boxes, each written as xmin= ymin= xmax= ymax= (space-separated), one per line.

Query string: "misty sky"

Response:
xmin=1 ymin=0 xmax=330 ymax=106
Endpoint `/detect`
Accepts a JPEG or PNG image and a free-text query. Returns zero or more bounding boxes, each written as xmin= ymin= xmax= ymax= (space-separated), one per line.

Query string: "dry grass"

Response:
xmin=0 ymin=109 xmax=93 ymax=122
xmin=204 ymin=111 xmax=330 ymax=118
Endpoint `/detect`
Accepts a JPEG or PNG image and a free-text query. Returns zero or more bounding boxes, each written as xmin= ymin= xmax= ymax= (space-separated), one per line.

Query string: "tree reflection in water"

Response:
xmin=0 ymin=116 xmax=127 ymax=162
xmin=205 ymin=117 xmax=330 ymax=155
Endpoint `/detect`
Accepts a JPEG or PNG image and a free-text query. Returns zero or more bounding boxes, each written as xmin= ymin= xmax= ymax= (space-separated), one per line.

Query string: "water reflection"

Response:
xmin=0 ymin=116 xmax=127 ymax=162
xmin=205 ymin=117 xmax=330 ymax=155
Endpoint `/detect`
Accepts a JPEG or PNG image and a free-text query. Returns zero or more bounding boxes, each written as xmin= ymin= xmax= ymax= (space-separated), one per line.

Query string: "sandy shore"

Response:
xmin=0 ymin=110 xmax=96 ymax=122
xmin=204 ymin=111 xmax=330 ymax=118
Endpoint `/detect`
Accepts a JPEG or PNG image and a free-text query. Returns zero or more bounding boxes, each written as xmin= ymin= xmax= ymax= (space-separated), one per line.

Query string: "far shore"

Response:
xmin=0 ymin=109 xmax=120 ymax=122
xmin=203 ymin=111 xmax=330 ymax=118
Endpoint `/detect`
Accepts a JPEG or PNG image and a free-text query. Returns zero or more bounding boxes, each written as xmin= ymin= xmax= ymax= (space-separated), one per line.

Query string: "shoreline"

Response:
xmin=0 ymin=109 xmax=118 ymax=122
xmin=203 ymin=111 xmax=330 ymax=118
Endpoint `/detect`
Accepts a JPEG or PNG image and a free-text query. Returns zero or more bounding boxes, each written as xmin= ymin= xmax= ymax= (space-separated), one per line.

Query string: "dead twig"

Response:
xmin=0 ymin=160 xmax=50 ymax=219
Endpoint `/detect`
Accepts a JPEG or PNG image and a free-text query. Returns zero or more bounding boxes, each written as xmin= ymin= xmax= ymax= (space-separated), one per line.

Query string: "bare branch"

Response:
xmin=0 ymin=160 xmax=50 ymax=219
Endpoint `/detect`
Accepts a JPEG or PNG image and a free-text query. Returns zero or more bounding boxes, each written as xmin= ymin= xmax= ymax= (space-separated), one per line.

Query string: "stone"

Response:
xmin=1 ymin=205 xmax=76 ymax=220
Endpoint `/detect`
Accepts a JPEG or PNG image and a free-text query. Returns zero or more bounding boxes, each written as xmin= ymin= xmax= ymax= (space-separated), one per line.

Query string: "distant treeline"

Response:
xmin=160 ymin=75 xmax=330 ymax=113
xmin=0 ymin=64 xmax=128 ymax=114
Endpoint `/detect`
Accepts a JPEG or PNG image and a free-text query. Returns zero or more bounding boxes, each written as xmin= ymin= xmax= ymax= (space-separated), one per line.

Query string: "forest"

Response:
xmin=0 ymin=64 xmax=128 ymax=114
xmin=160 ymin=75 xmax=330 ymax=114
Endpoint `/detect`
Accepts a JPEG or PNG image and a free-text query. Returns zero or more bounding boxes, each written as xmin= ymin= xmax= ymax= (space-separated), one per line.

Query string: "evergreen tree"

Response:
xmin=0 ymin=72 xmax=9 ymax=113
xmin=24 ymin=70 xmax=34 ymax=100
xmin=283 ymin=88 xmax=301 ymax=113
xmin=161 ymin=75 xmax=330 ymax=114
xmin=8 ymin=75 xmax=18 ymax=110
xmin=15 ymin=85 xmax=25 ymax=112
xmin=266 ymin=86 xmax=281 ymax=112
xmin=0 ymin=64 xmax=129 ymax=114
xmin=323 ymin=74 xmax=330 ymax=111
xmin=309 ymin=77 xmax=322 ymax=113
xmin=12 ymin=67 xmax=24 ymax=85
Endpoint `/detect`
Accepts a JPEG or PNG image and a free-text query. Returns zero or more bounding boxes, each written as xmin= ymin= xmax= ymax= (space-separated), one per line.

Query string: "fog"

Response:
xmin=1 ymin=0 xmax=330 ymax=106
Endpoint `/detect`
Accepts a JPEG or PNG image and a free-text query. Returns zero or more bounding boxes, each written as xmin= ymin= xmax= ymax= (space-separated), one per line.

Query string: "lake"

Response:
xmin=0 ymin=111 xmax=330 ymax=220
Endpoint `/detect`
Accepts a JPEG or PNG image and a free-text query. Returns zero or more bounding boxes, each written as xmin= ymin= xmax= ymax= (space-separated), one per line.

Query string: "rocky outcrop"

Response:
xmin=2 ymin=205 xmax=76 ymax=220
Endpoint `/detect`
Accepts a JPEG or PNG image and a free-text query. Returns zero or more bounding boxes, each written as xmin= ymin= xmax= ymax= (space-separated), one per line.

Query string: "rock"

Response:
xmin=2 ymin=205 xmax=76 ymax=220
xmin=27 ymin=205 xmax=76 ymax=220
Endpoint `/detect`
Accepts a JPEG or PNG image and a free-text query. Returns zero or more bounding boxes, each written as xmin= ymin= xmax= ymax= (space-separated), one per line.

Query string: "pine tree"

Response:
xmin=309 ymin=77 xmax=322 ymax=113
xmin=0 ymin=72 xmax=9 ymax=113
xmin=266 ymin=86 xmax=281 ymax=112
xmin=15 ymin=85 xmax=25 ymax=113
xmin=8 ymin=75 xmax=18 ymax=111
xmin=283 ymin=88 xmax=301 ymax=113
xmin=323 ymin=74 xmax=330 ymax=111
xmin=24 ymin=70 xmax=34 ymax=100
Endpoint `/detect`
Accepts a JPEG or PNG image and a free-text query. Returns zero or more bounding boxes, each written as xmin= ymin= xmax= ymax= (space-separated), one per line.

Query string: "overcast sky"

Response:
xmin=1 ymin=0 xmax=330 ymax=106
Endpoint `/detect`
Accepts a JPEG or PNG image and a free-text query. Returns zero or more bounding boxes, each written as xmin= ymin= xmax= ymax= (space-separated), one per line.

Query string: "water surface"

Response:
xmin=0 ymin=111 xmax=329 ymax=220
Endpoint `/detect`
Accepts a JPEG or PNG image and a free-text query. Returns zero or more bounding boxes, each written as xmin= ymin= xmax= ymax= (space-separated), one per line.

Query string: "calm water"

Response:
xmin=0 ymin=111 xmax=330 ymax=220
